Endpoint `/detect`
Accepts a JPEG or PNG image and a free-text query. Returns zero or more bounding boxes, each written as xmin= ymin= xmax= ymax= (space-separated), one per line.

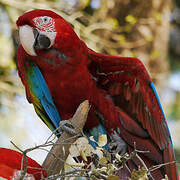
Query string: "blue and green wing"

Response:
xmin=26 ymin=64 xmax=61 ymax=132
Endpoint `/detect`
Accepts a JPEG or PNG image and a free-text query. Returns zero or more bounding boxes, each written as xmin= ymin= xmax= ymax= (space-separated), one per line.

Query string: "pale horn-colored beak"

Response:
xmin=19 ymin=25 xmax=37 ymax=56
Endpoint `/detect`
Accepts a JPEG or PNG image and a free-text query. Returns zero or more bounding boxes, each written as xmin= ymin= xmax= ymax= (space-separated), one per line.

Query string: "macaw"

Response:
xmin=0 ymin=148 xmax=47 ymax=180
xmin=16 ymin=9 xmax=178 ymax=179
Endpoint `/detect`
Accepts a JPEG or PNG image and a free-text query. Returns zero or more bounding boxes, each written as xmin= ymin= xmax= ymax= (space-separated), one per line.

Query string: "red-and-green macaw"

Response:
xmin=0 ymin=148 xmax=47 ymax=180
xmin=16 ymin=9 xmax=178 ymax=179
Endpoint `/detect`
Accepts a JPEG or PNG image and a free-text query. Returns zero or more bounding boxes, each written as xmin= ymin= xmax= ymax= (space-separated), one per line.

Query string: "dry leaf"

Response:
xmin=69 ymin=137 xmax=94 ymax=157
xmin=99 ymin=157 xmax=108 ymax=166
xmin=66 ymin=162 xmax=85 ymax=167
xmin=98 ymin=134 xmax=107 ymax=147
xmin=107 ymin=175 xmax=119 ymax=180
xmin=80 ymin=149 xmax=87 ymax=161
xmin=94 ymin=147 xmax=104 ymax=159
xmin=131 ymin=168 xmax=148 ymax=180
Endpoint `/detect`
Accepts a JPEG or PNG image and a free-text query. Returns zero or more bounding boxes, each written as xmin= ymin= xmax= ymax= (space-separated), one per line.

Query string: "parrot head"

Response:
xmin=16 ymin=9 xmax=81 ymax=57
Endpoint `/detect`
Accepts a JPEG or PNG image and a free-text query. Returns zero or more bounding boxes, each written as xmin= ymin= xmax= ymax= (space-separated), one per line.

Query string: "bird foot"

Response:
xmin=109 ymin=131 xmax=127 ymax=156
xmin=59 ymin=120 xmax=77 ymax=135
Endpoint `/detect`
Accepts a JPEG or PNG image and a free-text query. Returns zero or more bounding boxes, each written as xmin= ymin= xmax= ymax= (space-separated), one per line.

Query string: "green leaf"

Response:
xmin=125 ymin=15 xmax=138 ymax=25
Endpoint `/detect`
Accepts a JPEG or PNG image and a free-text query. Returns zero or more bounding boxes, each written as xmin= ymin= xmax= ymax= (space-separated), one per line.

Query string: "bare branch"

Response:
xmin=42 ymin=100 xmax=90 ymax=176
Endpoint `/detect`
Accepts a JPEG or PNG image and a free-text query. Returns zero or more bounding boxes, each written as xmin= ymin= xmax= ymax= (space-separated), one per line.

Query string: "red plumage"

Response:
xmin=16 ymin=10 xmax=179 ymax=179
xmin=0 ymin=148 xmax=47 ymax=180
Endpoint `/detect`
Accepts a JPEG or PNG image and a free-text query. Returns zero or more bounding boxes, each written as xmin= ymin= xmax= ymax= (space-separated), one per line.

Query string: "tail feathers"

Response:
xmin=163 ymin=144 xmax=179 ymax=180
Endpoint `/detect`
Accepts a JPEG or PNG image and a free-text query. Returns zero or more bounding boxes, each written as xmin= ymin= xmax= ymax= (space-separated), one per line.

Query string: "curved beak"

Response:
xmin=33 ymin=29 xmax=51 ymax=50
xmin=19 ymin=25 xmax=37 ymax=56
xmin=19 ymin=25 xmax=52 ymax=56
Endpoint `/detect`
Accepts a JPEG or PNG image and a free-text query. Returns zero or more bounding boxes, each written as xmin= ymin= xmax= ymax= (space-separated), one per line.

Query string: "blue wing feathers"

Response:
xmin=150 ymin=82 xmax=166 ymax=119
xmin=27 ymin=65 xmax=61 ymax=130
xmin=151 ymin=82 xmax=174 ymax=145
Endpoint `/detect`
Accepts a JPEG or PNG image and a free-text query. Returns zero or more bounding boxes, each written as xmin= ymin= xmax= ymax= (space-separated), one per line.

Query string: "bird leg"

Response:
xmin=59 ymin=120 xmax=77 ymax=135
xmin=109 ymin=130 xmax=127 ymax=156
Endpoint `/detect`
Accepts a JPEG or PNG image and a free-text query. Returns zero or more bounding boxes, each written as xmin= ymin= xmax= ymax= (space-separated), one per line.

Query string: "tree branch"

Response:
xmin=42 ymin=100 xmax=90 ymax=176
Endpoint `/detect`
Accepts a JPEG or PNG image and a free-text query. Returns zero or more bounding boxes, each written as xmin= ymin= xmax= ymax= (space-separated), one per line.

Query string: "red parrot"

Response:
xmin=0 ymin=148 xmax=47 ymax=180
xmin=16 ymin=9 xmax=178 ymax=179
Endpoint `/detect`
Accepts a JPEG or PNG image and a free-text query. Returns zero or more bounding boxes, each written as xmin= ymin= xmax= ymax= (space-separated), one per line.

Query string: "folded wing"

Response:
xmin=88 ymin=48 xmax=178 ymax=179
xmin=17 ymin=45 xmax=61 ymax=132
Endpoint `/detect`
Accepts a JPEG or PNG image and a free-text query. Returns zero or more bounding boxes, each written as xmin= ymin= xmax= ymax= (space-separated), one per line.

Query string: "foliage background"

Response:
xmin=0 ymin=0 xmax=179 ymax=175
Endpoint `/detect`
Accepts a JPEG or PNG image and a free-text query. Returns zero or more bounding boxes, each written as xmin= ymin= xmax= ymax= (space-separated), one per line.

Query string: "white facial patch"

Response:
xmin=33 ymin=16 xmax=57 ymax=48
xmin=33 ymin=16 xmax=56 ymax=32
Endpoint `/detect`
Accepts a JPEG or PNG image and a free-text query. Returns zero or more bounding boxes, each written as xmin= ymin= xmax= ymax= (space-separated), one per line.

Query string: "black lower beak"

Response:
xmin=33 ymin=29 xmax=51 ymax=50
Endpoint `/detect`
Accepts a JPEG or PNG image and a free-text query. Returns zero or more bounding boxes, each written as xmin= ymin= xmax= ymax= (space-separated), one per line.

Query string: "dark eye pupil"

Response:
xmin=44 ymin=18 xmax=47 ymax=22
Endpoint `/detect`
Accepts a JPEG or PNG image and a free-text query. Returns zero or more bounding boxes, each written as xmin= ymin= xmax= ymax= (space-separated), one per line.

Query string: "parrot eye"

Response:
xmin=33 ymin=16 xmax=56 ymax=32
xmin=42 ymin=16 xmax=51 ymax=24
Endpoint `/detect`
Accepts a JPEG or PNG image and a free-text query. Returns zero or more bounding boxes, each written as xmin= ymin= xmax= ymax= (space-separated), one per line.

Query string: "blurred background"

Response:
xmin=0 ymin=0 xmax=179 ymax=173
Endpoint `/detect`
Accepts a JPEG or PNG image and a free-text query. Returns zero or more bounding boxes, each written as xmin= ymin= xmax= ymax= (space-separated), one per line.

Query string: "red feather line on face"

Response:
xmin=16 ymin=9 xmax=179 ymax=180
